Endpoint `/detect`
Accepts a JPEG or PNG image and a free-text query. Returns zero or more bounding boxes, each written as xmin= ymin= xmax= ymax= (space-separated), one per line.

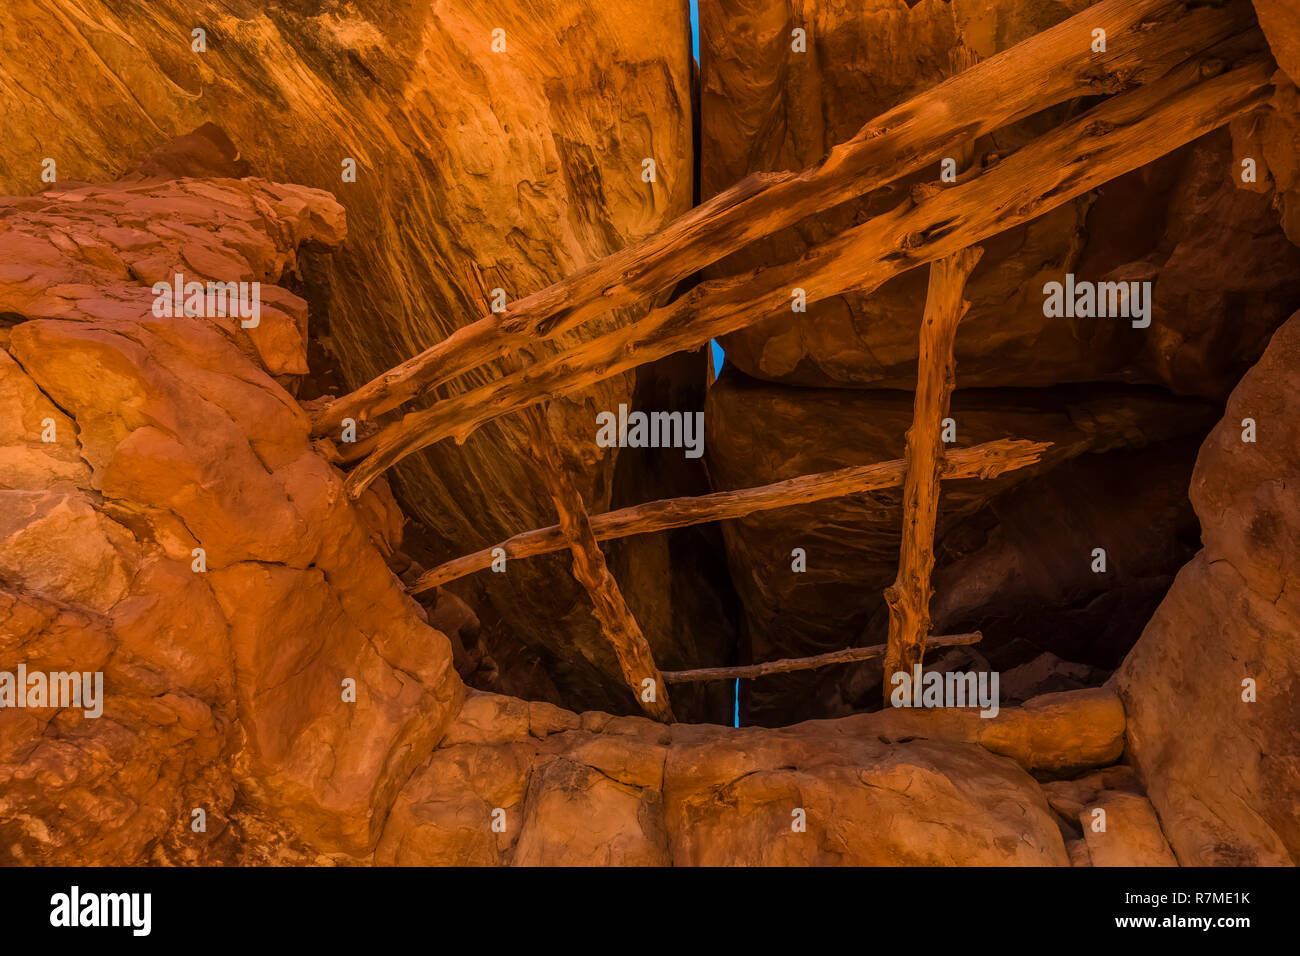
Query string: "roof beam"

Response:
xmin=342 ymin=49 xmax=1273 ymax=496
xmin=314 ymin=0 xmax=1255 ymax=437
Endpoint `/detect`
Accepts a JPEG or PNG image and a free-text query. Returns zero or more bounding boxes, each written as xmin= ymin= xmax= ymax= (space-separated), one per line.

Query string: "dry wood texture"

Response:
xmin=883 ymin=247 xmax=985 ymax=694
xmin=411 ymin=438 xmax=1049 ymax=593
xmin=661 ymin=632 xmax=983 ymax=684
xmin=470 ymin=264 xmax=675 ymax=723
xmin=344 ymin=49 xmax=1273 ymax=496
xmin=315 ymin=0 xmax=1255 ymax=437
xmin=523 ymin=425 xmax=676 ymax=722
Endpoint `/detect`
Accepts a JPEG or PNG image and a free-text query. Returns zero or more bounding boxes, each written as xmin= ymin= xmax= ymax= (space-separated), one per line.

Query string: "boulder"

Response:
xmin=1253 ymin=0 xmax=1300 ymax=85
xmin=0 ymin=170 xmax=461 ymax=862
xmin=377 ymin=688 xmax=1132 ymax=865
xmin=1115 ymin=310 xmax=1300 ymax=866
xmin=1079 ymin=792 xmax=1179 ymax=867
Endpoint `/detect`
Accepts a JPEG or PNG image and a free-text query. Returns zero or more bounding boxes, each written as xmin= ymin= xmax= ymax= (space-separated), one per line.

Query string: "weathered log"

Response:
xmin=314 ymin=0 xmax=1255 ymax=436
xmin=661 ymin=632 xmax=982 ymax=684
xmin=344 ymin=51 xmax=1273 ymax=495
xmin=882 ymin=249 xmax=984 ymax=694
xmin=525 ymin=425 xmax=676 ymax=723
xmin=470 ymin=264 xmax=675 ymax=723
xmin=410 ymin=438 xmax=1049 ymax=593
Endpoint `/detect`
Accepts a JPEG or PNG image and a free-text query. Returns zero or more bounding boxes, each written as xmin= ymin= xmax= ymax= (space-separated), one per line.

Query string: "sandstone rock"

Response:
xmin=0 ymin=349 xmax=88 ymax=491
xmin=1079 ymin=792 xmax=1179 ymax=867
xmin=663 ymin=729 xmax=1061 ymax=866
xmin=914 ymin=439 xmax=1203 ymax=680
xmin=0 ymin=153 xmax=1126 ymax=864
xmin=378 ymin=688 xmax=1101 ymax=865
xmin=999 ymin=656 xmax=1102 ymax=705
xmin=973 ymin=688 xmax=1126 ymax=779
xmin=1041 ymin=765 xmax=1144 ymax=820
xmin=1115 ymin=310 xmax=1300 ymax=866
xmin=0 ymin=162 xmax=1086 ymax=868
xmin=0 ymin=0 xmax=696 ymax=717
xmin=5 ymin=1 xmax=1296 ymax=870
xmin=1254 ymin=79 xmax=1300 ymax=247
xmin=1254 ymin=0 xmax=1300 ymax=85
xmin=0 ymin=170 xmax=461 ymax=862
xmin=0 ymin=174 xmax=344 ymax=383
xmin=837 ymin=440 xmax=1201 ymax=709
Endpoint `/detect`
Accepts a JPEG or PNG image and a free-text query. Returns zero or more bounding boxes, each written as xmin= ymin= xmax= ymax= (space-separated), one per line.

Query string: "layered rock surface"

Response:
xmin=377 ymin=687 xmax=1128 ymax=866
xmin=3 ymin=0 xmax=1298 ymax=869
xmin=0 ymin=153 xmax=463 ymax=862
xmin=0 ymin=0 xmax=699 ymax=716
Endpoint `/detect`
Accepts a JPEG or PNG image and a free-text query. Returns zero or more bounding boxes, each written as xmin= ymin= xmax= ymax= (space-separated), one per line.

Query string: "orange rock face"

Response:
xmin=0 ymin=0 xmax=698 ymax=715
xmin=378 ymin=688 xmax=1124 ymax=865
xmin=0 ymin=154 xmax=464 ymax=862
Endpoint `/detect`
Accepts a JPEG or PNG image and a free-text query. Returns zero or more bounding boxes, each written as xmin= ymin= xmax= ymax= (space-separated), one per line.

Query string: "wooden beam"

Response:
xmin=661 ymin=632 xmax=982 ymax=684
xmin=883 ymin=247 xmax=985 ymax=696
xmin=523 ymin=423 xmax=676 ymax=722
xmin=341 ymin=51 xmax=1273 ymax=496
xmin=313 ymin=0 xmax=1255 ymax=436
xmin=411 ymin=438 xmax=1050 ymax=594
xmin=466 ymin=265 xmax=675 ymax=723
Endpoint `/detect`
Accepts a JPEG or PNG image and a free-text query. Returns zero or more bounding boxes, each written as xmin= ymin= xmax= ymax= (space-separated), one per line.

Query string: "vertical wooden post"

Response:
xmin=518 ymin=414 xmax=675 ymax=723
xmin=467 ymin=265 xmax=674 ymax=722
xmin=881 ymin=245 xmax=983 ymax=697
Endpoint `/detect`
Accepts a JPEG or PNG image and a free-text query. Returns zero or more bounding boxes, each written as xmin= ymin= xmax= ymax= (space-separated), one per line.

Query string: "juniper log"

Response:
xmin=410 ymin=438 xmax=1050 ymax=593
xmin=343 ymin=51 xmax=1273 ymax=495
xmin=883 ymin=247 xmax=984 ymax=696
xmin=315 ymin=0 xmax=1255 ymax=436
xmin=520 ymin=416 xmax=676 ymax=723
xmin=661 ymin=633 xmax=983 ymax=684
xmin=473 ymin=264 xmax=675 ymax=723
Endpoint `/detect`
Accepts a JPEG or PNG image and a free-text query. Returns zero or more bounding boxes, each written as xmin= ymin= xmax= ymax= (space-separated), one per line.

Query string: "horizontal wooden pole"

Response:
xmin=344 ymin=48 xmax=1272 ymax=495
xmin=314 ymin=0 xmax=1253 ymax=436
xmin=409 ymin=438 xmax=1049 ymax=594
xmin=661 ymin=632 xmax=983 ymax=683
